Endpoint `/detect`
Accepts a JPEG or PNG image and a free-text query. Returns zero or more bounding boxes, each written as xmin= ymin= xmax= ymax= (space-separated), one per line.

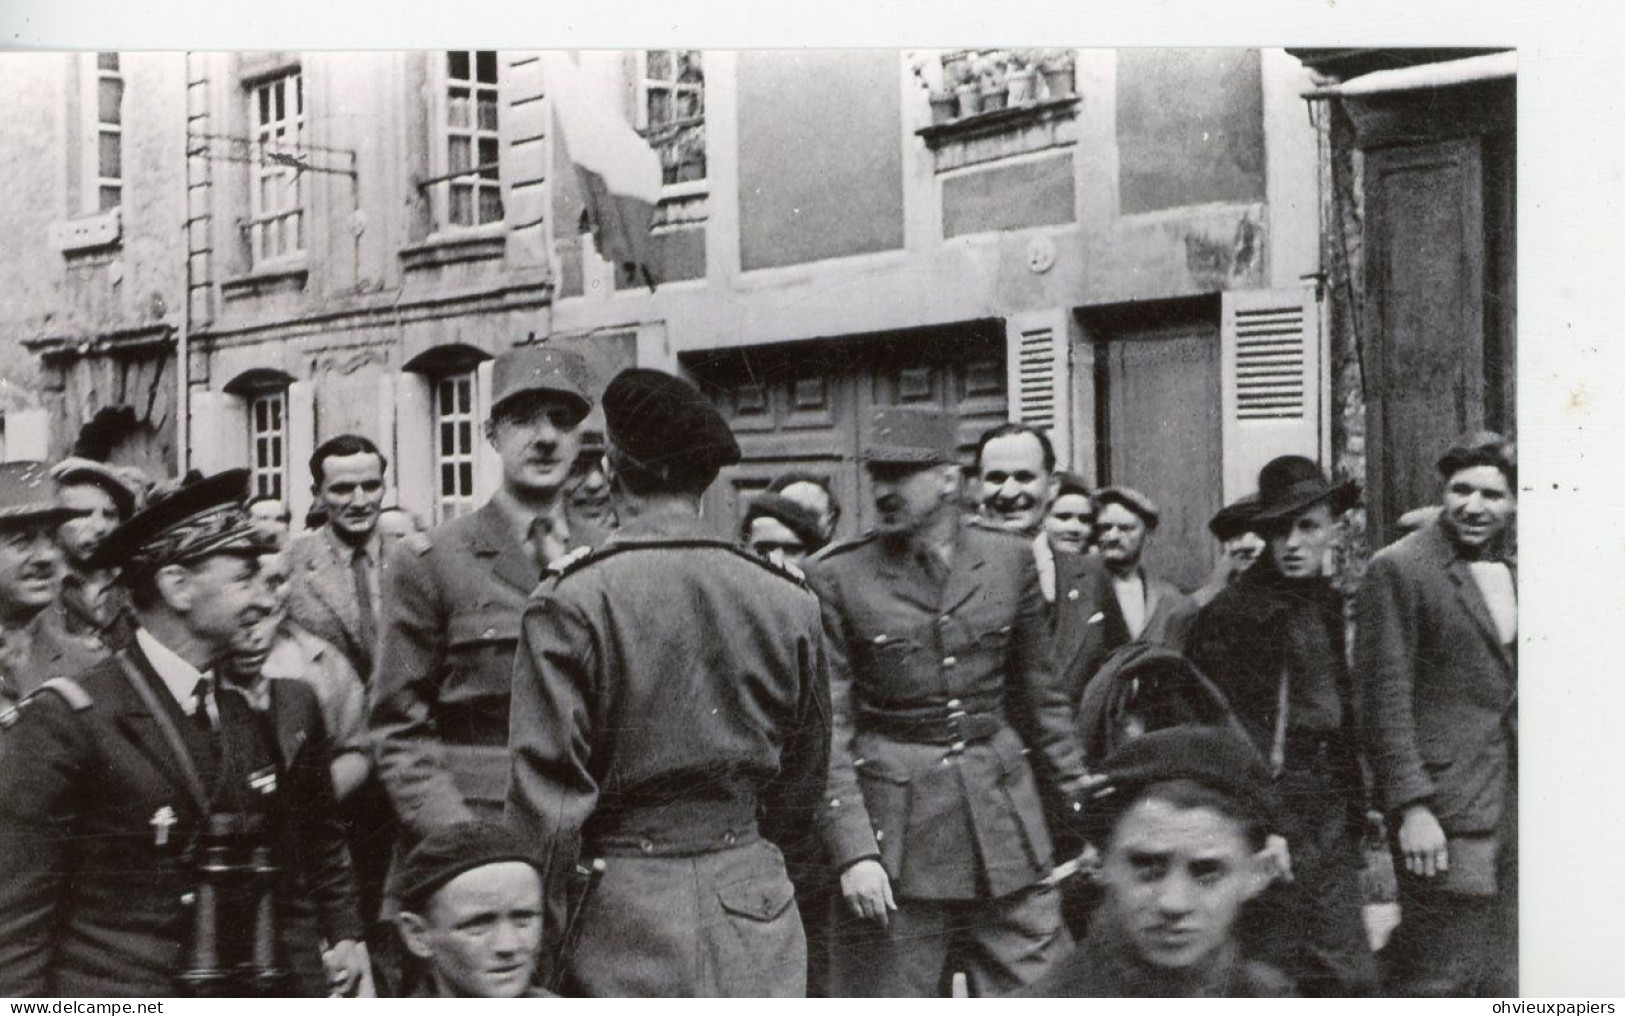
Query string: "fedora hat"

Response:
xmin=1250 ymin=455 xmax=1359 ymax=527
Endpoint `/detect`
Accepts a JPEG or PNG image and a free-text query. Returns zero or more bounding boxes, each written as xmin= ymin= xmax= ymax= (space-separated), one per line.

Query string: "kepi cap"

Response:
xmin=394 ymin=820 xmax=544 ymax=914
xmin=88 ymin=468 xmax=263 ymax=577
xmin=490 ymin=345 xmax=594 ymax=419
xmin=602 ymin=368 xmax=741 ymax=480
xmin=0 ymin=462 xmax=89 ymax=530
xmin=864 ymin=407 xmax=959 ymax=467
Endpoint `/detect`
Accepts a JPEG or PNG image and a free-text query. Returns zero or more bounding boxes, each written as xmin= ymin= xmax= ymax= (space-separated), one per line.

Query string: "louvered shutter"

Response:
xmin=1016 ymin=327 xmax=1056 ymax=429
xmin=1220 ymin=287 xmax=1324 ymax=502
xmin=1003 ymin=312 xmax=1075 ymax=469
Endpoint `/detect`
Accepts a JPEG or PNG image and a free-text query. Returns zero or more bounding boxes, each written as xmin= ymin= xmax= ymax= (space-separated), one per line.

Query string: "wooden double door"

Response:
xmin=684 ymin=321 xmax=1009 ymax=542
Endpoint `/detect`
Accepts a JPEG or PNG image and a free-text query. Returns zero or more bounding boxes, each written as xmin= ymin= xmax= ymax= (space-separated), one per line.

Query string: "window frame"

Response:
xmin=81 ymin=52 xmax=124 ymax=215
xmin=429 ymin=50 xmax=505 ymax=234
xmin=246 ymin=70 xmax=307 ymax=268
xmin=635 ymin=49 xmax=708 ymax=200
xmin=246 ymin=388 xmax=290 ymax=501
xmin=431 ymin=369 xmax=480 ymax=522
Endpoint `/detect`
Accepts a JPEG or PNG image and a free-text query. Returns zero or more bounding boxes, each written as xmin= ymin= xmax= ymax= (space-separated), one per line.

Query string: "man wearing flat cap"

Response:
xmin=1187 ymin=455 xmax=1376 ymax=996
xmin=0 ymin=469 xmax=365 ymax=997
xmin=1191 ymin=494 xmax=1265 ymax=609
xmin=1018 ymin=726 xmax=1294 ymax=997
xmin=506 ymin=367 xmax=831 ymax=996
xmin=1356 ymin=433 xmax=1517 ymax=996
xmin=371 ymin=345 xmax=607 ymax=851
xmin=0 ymin=463 xmax=104 ymax=716
xmin=49 ymin=457 xmax=140 ymax=645
xmin=805 ymin=405 xmax=1090 ymax=997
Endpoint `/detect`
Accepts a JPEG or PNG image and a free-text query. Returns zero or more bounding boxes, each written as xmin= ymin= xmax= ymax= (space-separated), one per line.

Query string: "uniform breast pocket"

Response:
xmin=445 ymin=609 xmax=521 ymax=690
xmin=858 ymin=631 xmax=920 ymax=676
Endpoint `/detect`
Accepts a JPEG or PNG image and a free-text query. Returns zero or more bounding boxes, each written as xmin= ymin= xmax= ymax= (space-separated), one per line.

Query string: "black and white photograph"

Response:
xmin=0 ymin=0 xmax=1615 ymax=1000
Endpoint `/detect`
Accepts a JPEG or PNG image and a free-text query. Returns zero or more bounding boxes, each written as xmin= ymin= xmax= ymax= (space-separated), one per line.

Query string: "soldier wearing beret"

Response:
xmin=1018 ymin=726 xmax=1295 ymax=997
xmin=505 ymin=368 xmax=831 ymax=996
xmin=0 ymin=469 xmax=364 ymax=996
xmin=370 ymin=345 xmax=608 ymax=848
xmin=806 ymin=406 xmax=1090 ymax=997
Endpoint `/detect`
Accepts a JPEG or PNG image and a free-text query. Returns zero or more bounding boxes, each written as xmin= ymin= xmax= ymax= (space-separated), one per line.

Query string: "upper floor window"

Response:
xmin=88 ymin=53 xmax=123 ymax=213
xmin=441 ymin=50 xmax=503 ymax=229
xmin=434 ymin=371 xmax=479 ymax=521
xmin=248 ymin=72 xmax=306 ymax=265
xmin=248 ymin=389 xmax=289 ymax=500
xmin=639 ymin=50 xmax=705 ymax=188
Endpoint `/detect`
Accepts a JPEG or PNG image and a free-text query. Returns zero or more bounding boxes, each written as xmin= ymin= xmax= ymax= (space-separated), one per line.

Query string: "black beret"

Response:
xmin=743 ymin=492 xmax=823 ymax=549
xmin=1208 ymin=493 xmax=1260 ymax=542
xmin=394 ymin=820 xmax=544 ymax=914
xmin=602 ymin=368 xmax=741 ymax=481
xmin=1084 ymin=726 xmax=1280 ymax=845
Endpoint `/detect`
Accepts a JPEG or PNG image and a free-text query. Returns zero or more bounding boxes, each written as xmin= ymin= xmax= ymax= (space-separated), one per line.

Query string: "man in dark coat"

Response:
xmin=505 ymin=368 xmax=831 ymax=997
xmin=1357 ymin=433 xmax=1517 ymax=996
xmin=48 ymin=457 xmax=139 ymax=645
xmin=1187 ymin=456 xmax=1377 ymax=996
xmin=808 ymin=406 xmax=1089 ymax=997
xmin=0 ymin=469 xmax=364 ymax=997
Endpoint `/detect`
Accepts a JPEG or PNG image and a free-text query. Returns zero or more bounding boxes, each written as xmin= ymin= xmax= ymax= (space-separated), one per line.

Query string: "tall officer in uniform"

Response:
xmin=505 ymin=368 xmax=832 ymax=997
xmin=370 ymin=346 xmax=602 ymax=843
xmin=806 ymin=406 xmax=1090 ymax=997
xmin=0 ymin=470 xmax=365 ymax=997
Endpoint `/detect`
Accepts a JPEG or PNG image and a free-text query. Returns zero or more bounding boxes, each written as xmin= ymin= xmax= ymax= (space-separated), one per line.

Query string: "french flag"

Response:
xmin=547 ymin=55 xmax=664 ymax=291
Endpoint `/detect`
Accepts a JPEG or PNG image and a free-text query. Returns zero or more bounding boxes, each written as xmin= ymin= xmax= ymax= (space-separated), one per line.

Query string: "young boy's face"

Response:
xmin=1099 ymin=796 xmax=1268 ymax=971
xmin=401 ymin=861 xmax=544 ymax=998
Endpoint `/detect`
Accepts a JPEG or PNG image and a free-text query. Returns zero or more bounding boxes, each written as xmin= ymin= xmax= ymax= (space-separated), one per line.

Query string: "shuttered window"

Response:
xmin=1016 ymin=327 xmax=1056 ymax=429
xmin=1233 ymin=305 xmax=1306 ymax=419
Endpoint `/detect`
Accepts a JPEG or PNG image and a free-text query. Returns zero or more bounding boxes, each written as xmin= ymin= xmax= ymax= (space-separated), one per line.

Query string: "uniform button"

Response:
xmin=942 ymin=656 xmax=956 ymax=667
xmin=946 ymin=698 xmax=961 ymax=709
xmin=483 ymin=628 xmax=496 ymax=638
xmin=829 ymin=798 xmax=840 ymax=808
xmin=1067 ymin=589 xmax=1080 ymax=601
xmin=640 ymin=839 xmax=654 ymax=853
xmin=875 ymin=829 xmax=885 ymax=841
xmin=873 ymin=634 xmax=889 ymax=645
xmin=723 ymin=831 xmax=736 ymax=845
xmin=939 ymin=616 xmax=952 ymax=626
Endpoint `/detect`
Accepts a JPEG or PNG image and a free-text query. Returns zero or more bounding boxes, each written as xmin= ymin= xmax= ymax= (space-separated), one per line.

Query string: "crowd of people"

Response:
xmin=0 ymin=344 xmax=1517 ymax=998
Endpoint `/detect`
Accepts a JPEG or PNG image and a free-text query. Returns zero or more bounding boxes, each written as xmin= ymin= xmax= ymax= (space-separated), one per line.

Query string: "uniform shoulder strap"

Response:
xmin=35 ymin=676 xmax=93 ymax=712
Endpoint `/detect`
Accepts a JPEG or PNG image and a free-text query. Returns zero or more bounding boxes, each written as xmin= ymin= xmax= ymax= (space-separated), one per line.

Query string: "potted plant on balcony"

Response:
xmin=1006 ymin=49 xmax=1039 ymax=105
xmin=976 ymin=53 xmax=1009 ymax=113
xmin=1038 ymin=48 xmax=1076 ymax=99
xmin=952 ymin=60 xmax=980 ymax=119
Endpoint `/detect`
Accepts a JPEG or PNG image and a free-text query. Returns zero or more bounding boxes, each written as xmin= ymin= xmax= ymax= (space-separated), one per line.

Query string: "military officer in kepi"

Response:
xmin=0 ymin=469 xmax=365 ymax=997
xmin=505 ymin=368 xmax=832 ymax=997
xmin=806 ymin=406 xmax=1092 ymax=997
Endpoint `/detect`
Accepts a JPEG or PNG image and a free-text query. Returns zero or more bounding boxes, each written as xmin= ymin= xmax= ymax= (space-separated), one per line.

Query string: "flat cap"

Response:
xmin=1208 ymin=493 xmax=1259 ymax=542
xmin=0 ymin=462 xmax=88 ymax=529
xmin=743 ymin=492 xmax=823 ymax=550
xmin=603 ymin=368 xmax=741 ymax=480
xmin=864 ymin=407 xmax=959 ymax=467
xmin=394 ymin=820 xmax=543 ymax=914
xmin=88 ymin=468 xmax=263 ymax=576
xmin=490 ymin=345 xmax=594 ymax=418
xmin=1094 ymin=486 xmax=1160 ymax=530
xmin=1085 ymin=725 xmax=1280 ymax=844
xmin=50 ymin=456 xmax=140 ymax=520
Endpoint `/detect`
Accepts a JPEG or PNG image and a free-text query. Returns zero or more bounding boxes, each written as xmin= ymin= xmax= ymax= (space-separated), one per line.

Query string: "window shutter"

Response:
xmin=286 ymin=381 xmax=317 ymax=526
xmin=472 ymin=360 xmax=500 ymax=505
xmin=1 ymin=408 xmax=50 ymax=463
xmin=393 ymin=372 xmax=436 ymax=526
xmin=189 ymin=390 xmax=247 ymax=476
xmin=1220 ymin=287 xmax=1323 ymax=503
xmin=1015 ymin=327 xmax=1056 ymax=430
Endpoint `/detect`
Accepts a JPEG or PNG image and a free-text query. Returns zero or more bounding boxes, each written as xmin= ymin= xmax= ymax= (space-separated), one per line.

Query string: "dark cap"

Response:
xmin=395 ymin=820 xmax=544 ymax=914
xmin=1094 ymin=486 xmax=1160 ymax=531
xmin=1436 ymin=431 xmax=1516 ymax=486
xmin=743 ymin=492 xmax=823 ymax=550
xmin=602 ymin=368 xmax=741 ymax=480
xmin=0 ymin=462 xmax=88 ymax=530
xmin=1085 ymin=725 xmax=1280 ymax=844
xmin=864 ymin=407 xmax=959 ymax=467
xmin=490 ymin=345 xmax=594 ymax=419
xmin=1251 ymin=455 xmax=1359 ymax=528
xmin=50 ymin=456 xmax=139 ymax=521
xmin=88 ymin=468 xmax=263 ymax=576
xmin=1208 ymin=493 xmax=1260 ymax=542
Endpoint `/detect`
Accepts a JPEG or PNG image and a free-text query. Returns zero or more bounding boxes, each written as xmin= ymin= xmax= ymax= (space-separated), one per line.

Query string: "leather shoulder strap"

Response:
xmin=112 ymin=649 xmax=211 ymax=812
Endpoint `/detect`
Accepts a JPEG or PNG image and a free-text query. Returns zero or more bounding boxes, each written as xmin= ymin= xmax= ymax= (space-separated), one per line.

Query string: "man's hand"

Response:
xmin=1262 ymin=833 xmax=1294 ymax=884
xmin=323 ymin=939 xmax=369 ymax=997
xmin=840 ymin=858 xmax=897 ymax=928
xmin=1398 ymin=805 xmax=1449 ymax=878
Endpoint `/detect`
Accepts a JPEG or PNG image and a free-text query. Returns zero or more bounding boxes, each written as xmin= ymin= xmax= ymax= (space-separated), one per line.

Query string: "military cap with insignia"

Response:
xmin=0 ymin=461 xmax=89 ymax=530
xmin=490 ymin=345 xmax=595 ymax=419
xmin=87 ymin=468 xmax=264 ymax=579
xmin=602 ymin=368 xmax=741 ymax=484
xmin=864 ymin=406 xmax=960 ymax=466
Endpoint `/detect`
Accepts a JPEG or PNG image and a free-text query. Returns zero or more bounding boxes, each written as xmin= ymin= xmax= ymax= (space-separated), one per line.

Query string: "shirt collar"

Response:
xmin=323 ymin=521 xmax=380 ymax=564
xmin=135 ymin=627 xmax=210 ymax=711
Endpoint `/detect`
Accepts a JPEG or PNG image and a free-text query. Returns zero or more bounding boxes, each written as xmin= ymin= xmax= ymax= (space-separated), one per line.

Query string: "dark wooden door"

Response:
xmin=686 ymin=322 xmax=1008 ymax=541
xmin=1099 ymin=320 xmax=1222 ymax=592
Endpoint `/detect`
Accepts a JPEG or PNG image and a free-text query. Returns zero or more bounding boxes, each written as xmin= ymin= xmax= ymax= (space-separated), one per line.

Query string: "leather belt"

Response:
xmin=860 ymin=709 xmax=1005 ymax=747
xmin=584 ymin=798 xmax=761 ymax=858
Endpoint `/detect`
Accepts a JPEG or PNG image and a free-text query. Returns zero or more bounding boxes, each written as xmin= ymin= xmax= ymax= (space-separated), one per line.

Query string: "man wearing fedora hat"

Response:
xmin=0 ymin=469 xmax=365 ymax=996
xmin=806 ymin=405 xmax=1090 ymax=997
xmin=370 ymin=345 xmax=606 ymax=850
xmin=1356 ymin=433 xmax=1517 ymax=996
xmin=506 ymin=368 xmax=831 ymax=996
xmin=1187 ymin=455 xmax=1377 ymax=996
xmin=0 ymin=462 xmax=104 ymax=716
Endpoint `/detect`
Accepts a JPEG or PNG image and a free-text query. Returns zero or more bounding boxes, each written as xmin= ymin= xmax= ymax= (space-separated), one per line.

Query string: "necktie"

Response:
xmin=191 ymin=675 xmax=215 ymax=734
xmin=351 ymin=547 xmax=377 ymax=667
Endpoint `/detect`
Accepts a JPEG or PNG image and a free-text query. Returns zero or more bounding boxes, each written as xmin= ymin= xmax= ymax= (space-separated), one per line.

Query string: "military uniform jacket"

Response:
xmin=805 ymin=522 xmax=1088 ymax=901
xmin=0 ymin=645 xmax=361 ymax=996
xmin=371 ymin=500 xmax=591 ymax=840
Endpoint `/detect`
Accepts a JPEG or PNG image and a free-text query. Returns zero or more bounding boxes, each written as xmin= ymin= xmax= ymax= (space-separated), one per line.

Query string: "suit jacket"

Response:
xmin=286 ymin=527 xmax=378 ymax=680
xmin=1356 ymin=519 xmax=1517 ymax=838
xmin=0 ymin=645 xmax=360 ymax=996
xmin=806 ymin=522 xmax=1087 ymax=901
xmin=370 ymin=500 xmax=600 ymax=841
xmin=1052 ymin=553 xmax=1197 ymax=711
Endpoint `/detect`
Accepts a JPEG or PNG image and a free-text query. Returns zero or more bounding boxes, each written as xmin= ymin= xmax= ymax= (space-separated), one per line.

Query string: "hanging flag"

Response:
xmin=546 ymin=54 xmax=664 ymax=291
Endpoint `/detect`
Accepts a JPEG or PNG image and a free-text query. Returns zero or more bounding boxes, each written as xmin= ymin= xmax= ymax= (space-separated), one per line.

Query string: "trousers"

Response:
xmin=828 ymin=883 xmax=1069 ymax=997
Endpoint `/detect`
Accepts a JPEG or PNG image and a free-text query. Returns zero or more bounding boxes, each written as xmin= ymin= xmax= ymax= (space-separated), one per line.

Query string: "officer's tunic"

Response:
xmin=806 ymin=520 xmax=1088 ymax=997
xmin=0 ymin=642 xmax=361 ymax=996
xmin=505 ymin=510 xmax=832 ymax=997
